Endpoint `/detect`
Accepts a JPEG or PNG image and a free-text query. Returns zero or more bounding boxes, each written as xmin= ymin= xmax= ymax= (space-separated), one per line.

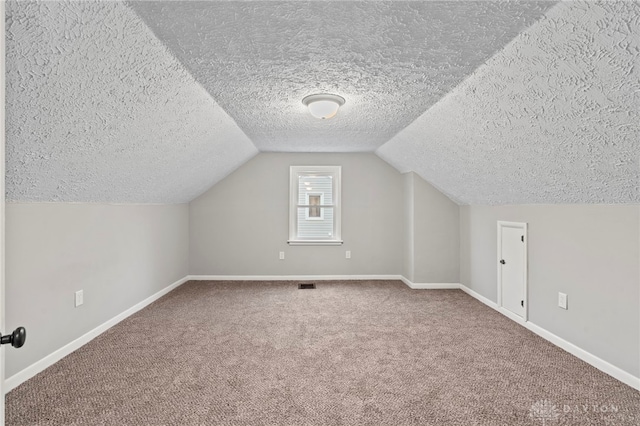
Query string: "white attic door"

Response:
xmin=497 ymin=221 xmax=528 ymax=321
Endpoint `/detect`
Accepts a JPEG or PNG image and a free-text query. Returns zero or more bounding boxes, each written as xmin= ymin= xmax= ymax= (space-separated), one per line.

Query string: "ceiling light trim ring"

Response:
xmin=302 ymin=94 xmax=346 ymax=120
xmin=302 ymin=94 xmax=346 ymax=107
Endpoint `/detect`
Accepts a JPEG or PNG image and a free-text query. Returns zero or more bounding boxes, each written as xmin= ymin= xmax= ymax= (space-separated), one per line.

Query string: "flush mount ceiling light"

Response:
xmin=302 ymin=94 xmax=346 ymax=120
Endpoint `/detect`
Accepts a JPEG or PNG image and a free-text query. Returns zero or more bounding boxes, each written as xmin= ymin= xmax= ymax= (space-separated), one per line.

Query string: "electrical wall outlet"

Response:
xmin=75 ymin=290 xmax=84 ymax=307
xmin=279 ymin=251 xmax=285 ymax=260
xmin=345 ymin=250 xmax=351 ymax=259
xmin=558 ymin=292 xmax=567 ymax=310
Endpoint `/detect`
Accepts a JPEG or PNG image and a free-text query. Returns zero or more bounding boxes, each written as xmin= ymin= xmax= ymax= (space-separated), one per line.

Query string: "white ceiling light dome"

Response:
xmin=302 ymin=94 xmax=346 ymax=120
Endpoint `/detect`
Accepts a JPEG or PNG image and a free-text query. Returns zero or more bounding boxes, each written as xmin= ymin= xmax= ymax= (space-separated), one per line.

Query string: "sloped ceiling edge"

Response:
xmin=376 ymin=1 xmax=640 ymax=205
xmin=6 ymin=0 xmax=258 ymax=204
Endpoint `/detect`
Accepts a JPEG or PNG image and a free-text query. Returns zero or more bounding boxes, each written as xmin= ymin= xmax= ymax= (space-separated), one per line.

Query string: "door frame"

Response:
xmin=1 ymin=0 xmax=6 ymax=422
xmin=497 ymin=221 xmax=528 ymax=321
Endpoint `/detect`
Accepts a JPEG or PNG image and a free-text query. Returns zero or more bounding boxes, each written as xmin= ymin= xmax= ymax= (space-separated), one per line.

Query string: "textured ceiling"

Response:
xmin=377 ymin=1 xmax=640 ymax=204
xmin=5 ymin=0 xmax=258 ymax=203
xmin=6 ymin=1 xmax=637 ymax=205
xmin=130 ymin=0 xmax=553 ymax=152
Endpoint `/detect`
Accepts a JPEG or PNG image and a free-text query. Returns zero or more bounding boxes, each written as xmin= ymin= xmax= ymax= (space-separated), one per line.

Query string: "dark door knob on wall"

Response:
xmin=500 ymin=259 xmax=506 ymax=264
xmin=1 ymin=327 xmax=27 ymax=348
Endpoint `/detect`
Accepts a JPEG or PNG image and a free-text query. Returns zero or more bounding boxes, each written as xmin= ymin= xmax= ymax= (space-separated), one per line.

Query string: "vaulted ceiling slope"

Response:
xmin=6 ymin=1 xmax=638 ymax=206
xmin=5 ymin=0 xmax=258 ymax=203
xmin=377 ymin=1 xmax=640 ymax=205
xmin=130 ymin=0 xmax=553 ymax=153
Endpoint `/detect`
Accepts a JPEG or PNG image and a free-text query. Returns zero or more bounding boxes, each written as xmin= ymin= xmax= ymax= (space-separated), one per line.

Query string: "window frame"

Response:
xmin=288 ymin=165 xmax=342 ymax=246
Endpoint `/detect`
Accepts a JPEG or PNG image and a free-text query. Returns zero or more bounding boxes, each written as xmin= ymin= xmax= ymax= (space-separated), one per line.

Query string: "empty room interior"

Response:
xmin=2 ymin=0 xmax=639 ymax=425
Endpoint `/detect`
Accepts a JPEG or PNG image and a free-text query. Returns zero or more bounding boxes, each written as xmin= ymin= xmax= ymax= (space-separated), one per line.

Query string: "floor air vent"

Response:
xmin=298 ymin=283 xmax=316 ymax=289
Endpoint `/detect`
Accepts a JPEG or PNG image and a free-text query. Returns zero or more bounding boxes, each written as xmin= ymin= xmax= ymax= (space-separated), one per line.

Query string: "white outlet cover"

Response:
xmin=558 ymin=292 xmax=567 ymax=310
xmin=279 ymin=251 xmax=285 ymax=260
xmin=75 ymin=290 xmax=84 ymax=307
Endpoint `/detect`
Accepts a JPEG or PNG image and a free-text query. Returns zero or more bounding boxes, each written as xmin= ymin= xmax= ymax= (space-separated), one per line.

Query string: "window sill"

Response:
xmin=288 ymin=240 xmax=344 ymax=246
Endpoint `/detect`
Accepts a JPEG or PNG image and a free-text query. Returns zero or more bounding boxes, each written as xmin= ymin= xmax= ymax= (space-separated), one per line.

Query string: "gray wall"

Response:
xmin=410 ymin=173 xmax=459 ymax=283
xmin=459 ymin=204 xmax=640 ymax=377
xmin=5 ymin=203 xmax=189 ymax=377
xmin=190 ymin=153 xmax=405 ymax=276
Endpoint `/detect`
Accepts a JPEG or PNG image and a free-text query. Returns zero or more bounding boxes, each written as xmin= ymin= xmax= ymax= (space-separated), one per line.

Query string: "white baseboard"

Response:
xmin=458 ymin=284 xmax=640 ymax=391
xmin=523 ymin=321 xmax=640 ymax=391
xmin=458 ymin=284 xmax=498 ymax=309
xmin=404 ymin=279 xmax=640 ymax=390
xmin=4 ymin=276 xmax=190 ymax=393
xmin=7 ymin=275 xmax=638 ymax=393
xmin=187 ymin=274 xmax=403 ymax=281
xmin=497 ymin=306 xmax=528 ymax=325
xmin=400 ymin=276 xmax=460 ymax=289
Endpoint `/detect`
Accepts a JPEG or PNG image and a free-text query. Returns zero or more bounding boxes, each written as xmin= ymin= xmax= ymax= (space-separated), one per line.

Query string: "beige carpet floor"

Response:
xmin=6 ymin=280 xmax=640 ymax=425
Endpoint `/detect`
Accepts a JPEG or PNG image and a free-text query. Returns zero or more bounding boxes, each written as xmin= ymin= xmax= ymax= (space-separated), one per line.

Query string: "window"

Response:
xmin=289 ymin=166 xmax=342 ymax=245
xmin=305 ymin=193 xmax=324 ymax=220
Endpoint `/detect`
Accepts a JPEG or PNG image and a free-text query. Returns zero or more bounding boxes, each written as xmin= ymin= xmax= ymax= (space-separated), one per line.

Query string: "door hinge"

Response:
xmin=521 ymin=300 xmax=524 ymax=307
xmin=521 ymin=235 xmax=524 ymax=242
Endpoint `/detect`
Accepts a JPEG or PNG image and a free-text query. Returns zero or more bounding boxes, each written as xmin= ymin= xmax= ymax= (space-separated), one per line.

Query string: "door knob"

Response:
xmin=1 ymin=327 xmax=26 ymax=348
xmin=500 ymin=259 xmax=506 ymax=264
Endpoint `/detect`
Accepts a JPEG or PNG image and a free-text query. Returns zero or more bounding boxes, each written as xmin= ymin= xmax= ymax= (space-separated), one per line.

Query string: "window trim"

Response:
xmin=288 ymin=166 xmax=342 ymax=246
